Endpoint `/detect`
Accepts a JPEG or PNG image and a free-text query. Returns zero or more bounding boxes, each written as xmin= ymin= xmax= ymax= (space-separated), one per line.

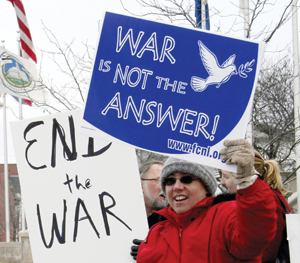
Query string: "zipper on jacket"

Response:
xmin=179 ymin=227 xmax=183 ymax=263
xmin=179 ymin=227 xmax=183 ymax=238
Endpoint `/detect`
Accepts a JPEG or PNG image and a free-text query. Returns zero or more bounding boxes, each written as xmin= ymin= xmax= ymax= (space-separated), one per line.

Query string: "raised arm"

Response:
xmin=220 ymin=139 xmax=277 ymax=260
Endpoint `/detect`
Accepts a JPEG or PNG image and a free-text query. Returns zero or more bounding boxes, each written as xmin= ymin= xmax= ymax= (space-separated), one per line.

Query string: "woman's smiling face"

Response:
xmin=165 ymin=172 xmax=208 ymax=214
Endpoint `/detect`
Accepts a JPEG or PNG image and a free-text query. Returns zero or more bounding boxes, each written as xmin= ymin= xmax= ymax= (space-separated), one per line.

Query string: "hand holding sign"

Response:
xmin=130 ymin=239 xmax=143 ymax=260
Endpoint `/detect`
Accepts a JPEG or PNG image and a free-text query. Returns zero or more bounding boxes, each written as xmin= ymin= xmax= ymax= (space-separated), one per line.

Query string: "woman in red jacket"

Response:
xmin=136 ymin=139 xmax=277 ymax=263
xmin=220 ymin=149 xmax=291 ymax=262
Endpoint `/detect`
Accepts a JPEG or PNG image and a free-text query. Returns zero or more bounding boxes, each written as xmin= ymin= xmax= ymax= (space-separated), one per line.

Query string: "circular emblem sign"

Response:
xmin=0 ymin=51 xmax=35 ymax=93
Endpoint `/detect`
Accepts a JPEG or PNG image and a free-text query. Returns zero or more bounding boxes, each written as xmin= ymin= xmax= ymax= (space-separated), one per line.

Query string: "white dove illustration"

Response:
xmin=190 ymin=41 xmax=237 ymax=92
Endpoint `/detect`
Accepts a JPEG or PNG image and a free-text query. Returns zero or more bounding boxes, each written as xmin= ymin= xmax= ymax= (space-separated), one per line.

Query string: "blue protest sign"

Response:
xmin=81 ymin=12 xmax=264 ymax=170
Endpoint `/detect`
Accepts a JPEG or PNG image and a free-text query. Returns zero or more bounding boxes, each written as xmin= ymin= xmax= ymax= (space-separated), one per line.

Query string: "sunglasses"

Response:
xmin=163 ymin=175 xmax=197 ymax=186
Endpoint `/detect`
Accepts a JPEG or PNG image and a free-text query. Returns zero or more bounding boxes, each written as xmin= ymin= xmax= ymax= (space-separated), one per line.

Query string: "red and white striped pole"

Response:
xmin=7 ymin=0 xmax=37 ymax=63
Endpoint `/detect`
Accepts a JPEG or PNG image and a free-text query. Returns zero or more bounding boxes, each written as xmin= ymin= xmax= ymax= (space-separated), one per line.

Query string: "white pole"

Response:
xmin=243 ymin=0 xmax=250 ymax=37
xmin=292 ymin=0 xmax=300 ymax=212
xmin=18 ymin=98 xmax=23 ymax=120
xmin=17 ymin=31 xmax=23 ymax=121
xmin=3 ymin=93 xmax=10 ymax=241
xmin=240 ymin=0 xmax=252 ymax=144
xmin=18 ymin=97 xmax=26 ymax=232
xmin=17 ymin=30 xmax=26 ymax=231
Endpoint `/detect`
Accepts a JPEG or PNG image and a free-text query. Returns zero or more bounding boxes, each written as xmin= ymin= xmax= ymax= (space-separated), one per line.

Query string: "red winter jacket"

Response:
xmin=137 ymin=179 xmax=277 ymax=263
xmin=262 ymin=190 xmax=291 ymax=262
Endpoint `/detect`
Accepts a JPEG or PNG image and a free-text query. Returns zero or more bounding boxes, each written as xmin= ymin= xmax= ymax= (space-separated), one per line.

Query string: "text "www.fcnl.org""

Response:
xmin=167 ymin=139 xmax=224 ymax=162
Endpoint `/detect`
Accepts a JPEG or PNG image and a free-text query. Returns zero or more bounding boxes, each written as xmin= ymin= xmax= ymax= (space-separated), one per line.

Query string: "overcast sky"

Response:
xmin=1 ymin=0 xmax=293 ymax=61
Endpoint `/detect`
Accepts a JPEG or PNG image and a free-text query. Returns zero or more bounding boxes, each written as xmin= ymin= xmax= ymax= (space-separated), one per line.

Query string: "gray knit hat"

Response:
xmin=160 ymin=157 xmax=218 ymax=196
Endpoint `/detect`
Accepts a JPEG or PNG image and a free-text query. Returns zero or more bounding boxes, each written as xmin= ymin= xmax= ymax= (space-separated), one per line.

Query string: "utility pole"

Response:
xmin=292 ymin=0 xmax=300 ymax=212
xmin=239 ymin=0 xmax=252 ymax=144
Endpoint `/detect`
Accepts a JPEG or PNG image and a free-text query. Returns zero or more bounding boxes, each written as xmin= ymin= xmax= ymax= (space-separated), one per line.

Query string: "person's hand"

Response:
xmin=220 ymin=139 xmax=255 ymax=184
xmin=130 ymin=239 xmax=143 ymax=260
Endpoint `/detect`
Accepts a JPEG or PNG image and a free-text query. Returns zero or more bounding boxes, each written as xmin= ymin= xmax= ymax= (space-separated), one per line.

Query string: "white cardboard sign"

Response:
xmin=11 ymin=109 xmax=148 ymax=263
xmin=286 ymin=213 xmax=300 ymax=263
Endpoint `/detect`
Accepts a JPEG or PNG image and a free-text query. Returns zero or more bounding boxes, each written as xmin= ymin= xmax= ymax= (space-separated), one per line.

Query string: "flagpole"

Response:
xmin=195 ymin=0 xmax=201 ymax=27
xmin=16 ymin=31 xmax=26 ymax=233
xmin=201 ymin=1 xmax=206 ymax=30
xmin=17 ymin=31 xmax=24 ymax=121
xmin=9 ymin=0 xmax=40 ymax=234
xmin=18 ymin=96 xmax=26 ymax=233
xmin=20 ymin=94 xmax=26 ymax=233
xmin=195 ymin=1 xmax=209 ymax=30
xmin=3 ymin=93 xmax=10 ymax=241
xmin=292 ymin=0 xmax=300 ymax=212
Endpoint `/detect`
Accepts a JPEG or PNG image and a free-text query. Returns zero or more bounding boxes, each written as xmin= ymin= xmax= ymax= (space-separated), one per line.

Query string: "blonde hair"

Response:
xmin=254 ymin=150 xmax=287 ymax=195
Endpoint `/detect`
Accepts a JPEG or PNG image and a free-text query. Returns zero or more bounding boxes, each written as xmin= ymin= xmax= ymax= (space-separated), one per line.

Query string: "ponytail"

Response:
xmin=254 ymin=150 xmax=287 ymax=195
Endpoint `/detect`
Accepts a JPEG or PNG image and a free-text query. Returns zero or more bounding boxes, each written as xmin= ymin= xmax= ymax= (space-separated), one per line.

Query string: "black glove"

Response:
xmin=130 ymin=239 xmax=143 ymax=260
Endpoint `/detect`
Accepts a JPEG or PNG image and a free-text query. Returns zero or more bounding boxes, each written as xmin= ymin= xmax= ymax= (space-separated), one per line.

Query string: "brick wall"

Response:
xmin=0 ymin=164 xmax=19 ymax=242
